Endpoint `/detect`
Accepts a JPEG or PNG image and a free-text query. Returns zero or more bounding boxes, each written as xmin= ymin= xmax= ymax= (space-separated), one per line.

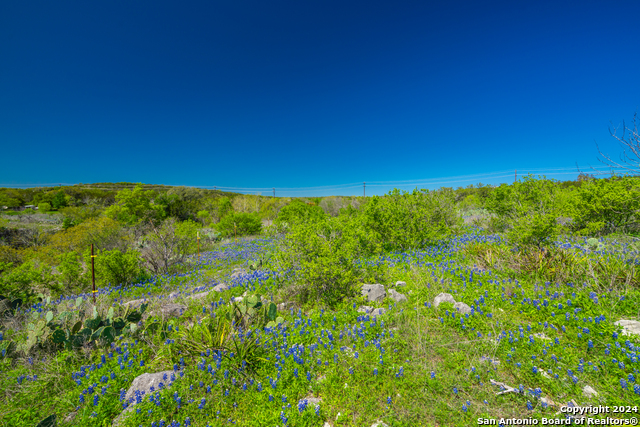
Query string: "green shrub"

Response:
xmin=56 ymin=251 xmax=88 ymax=293
xmin=83 ymin=247 xmax=145 ymax=287
xmin=0 ymin=260 xmax=58 ymax=305
xmin=569 ymin=176 xmax=640 ymax=236
xmin=360 ymin=188 xmax=463 ymax=253
xmin=216 ymin=212 xmax=262 ymax=237
xmin=274 ymin=199 xmax=326 ymax=227
xmin=37 ymin=202 xmax=51 ymax=213
xmin=276 ymin=215 xmax=367 ymax=307
xmin=484 ymin=175 xmax=567 ymax=248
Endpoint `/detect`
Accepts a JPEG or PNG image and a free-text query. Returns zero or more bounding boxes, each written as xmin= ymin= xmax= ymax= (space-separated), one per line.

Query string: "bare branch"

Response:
xmin=595 ymin=112 xmax=640 ymax=176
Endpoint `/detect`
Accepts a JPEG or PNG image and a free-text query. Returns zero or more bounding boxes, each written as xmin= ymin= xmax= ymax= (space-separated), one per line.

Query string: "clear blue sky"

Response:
xmin=2 ymin=0 xmax=639 ymax=196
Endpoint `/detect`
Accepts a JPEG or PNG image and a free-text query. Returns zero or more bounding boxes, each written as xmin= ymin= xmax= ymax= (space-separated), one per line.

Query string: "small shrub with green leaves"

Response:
xmin=216 ymin=212 xmax=262 ymax=237
xmin=82 ymin=247 xmax=145 ymax=287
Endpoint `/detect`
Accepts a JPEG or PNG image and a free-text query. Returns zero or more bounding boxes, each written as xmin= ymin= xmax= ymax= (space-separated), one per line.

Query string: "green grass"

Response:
xmin=1 ymin=233 xmax=639 ymax=427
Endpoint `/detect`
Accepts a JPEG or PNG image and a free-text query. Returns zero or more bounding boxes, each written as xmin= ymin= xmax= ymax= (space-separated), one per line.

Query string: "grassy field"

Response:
xmin=1 ymin=231 xmax=639 ymax=427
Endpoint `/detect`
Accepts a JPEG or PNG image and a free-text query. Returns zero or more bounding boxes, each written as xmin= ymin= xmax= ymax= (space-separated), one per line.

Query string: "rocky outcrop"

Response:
xmin=112 ymin=370 xmax=177 ymax=426
xmin=361 ymin=284 xmax=386 ymax=303
xmin=433 ymin=293 xmax=456 ymax=308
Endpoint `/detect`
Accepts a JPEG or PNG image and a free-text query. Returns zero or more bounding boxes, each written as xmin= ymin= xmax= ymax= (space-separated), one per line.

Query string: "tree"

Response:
xmin=570 ymin=176 xmax=640 ymax=236
xmin=104 ymin=183 xmax=166 ymax=225
xmin=594 ymin=112 xmax=640 ymax=176
xmin=51 ymin=191 xmax=68 ymax=210
xmin=140 ymin=219 xmax=201 ymax=275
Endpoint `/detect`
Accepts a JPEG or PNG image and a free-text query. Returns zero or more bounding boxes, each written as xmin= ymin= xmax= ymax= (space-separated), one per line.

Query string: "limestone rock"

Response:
xmin=357 ymin=306 xmax=374 ymax=314
xmin=231 ymin=269 xmax=247 ymax=280
xmin=394 ymin=281 xmax=406 ymax=287
xmin=388 ymin=289 xmax=407 ymax=303
xmin=372 ymin=421 xmax=390 ymax=427
xmin=112 ymin=370 xmax=177 ymax=426
xmin=453 ymin=301 xmax=472 ymax=315
xmin=371 ymin=308 xmax=386 ymax=316
xmin=541 ymin=397 xmax=556 ymax=407
xmin=303 ymin=395 xmax=322 ymax=405
xmin=615 ymin=319 xmax=640 ymax=336
xmin=188 ymin=291 xmax=210 ymax=301
xmin=213 ymin=283 xmax=229 ymax=292
xmin=533 ymin=332 xmax=552 ymax=341
xmin=151 ymin=303 xmax=187 ymax=318
xmin=582 ymin=385 xmax=598 ymax=398
xmin=278 ymin=301 xmax=294 ymax=311
xmin=361 ymin=284 xmax=386 ymax=303
xmin=433 ymin=293 xmax=456 ymax=308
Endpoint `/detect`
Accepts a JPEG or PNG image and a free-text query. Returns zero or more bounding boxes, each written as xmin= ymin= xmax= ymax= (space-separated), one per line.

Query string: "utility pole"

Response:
xmin=515 ymin=169 xmax=517 ymax=183
xmin=273 ymin=188 xmax=275 ymax=198
xmin=363 ymin=182 xmax=366 ymax=197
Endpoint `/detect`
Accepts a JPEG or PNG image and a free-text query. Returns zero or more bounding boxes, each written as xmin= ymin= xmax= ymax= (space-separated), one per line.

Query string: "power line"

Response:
xmin=0 ymin=166 xmax=629 ymax=192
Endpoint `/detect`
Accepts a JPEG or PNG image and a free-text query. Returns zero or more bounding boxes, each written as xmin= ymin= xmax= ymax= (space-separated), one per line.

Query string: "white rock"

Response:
xmin=361 ymin=284 xmax=386 ymax=303
xmin=112 ymin=370 xmax=177 ymax=426
xmin=372 ymin=421 xmax=390 ymax=427
xmin=371 ymin=308 xmax=386 ymax=316
xmin=213 ymin=283 xmax=229 ymax=292
xmin=388 ymin=288 xmax=407 ymax=303
xmin=453 ymin=301 xmax=472 ymax=315
xmin=395 ymin=281 xmax=406 ymax=287
xmin=533 ymin=332 xmax=552 ymax=341
xmin=188 ymin=291 xmax=210 ymax=300
xmin=615 ymin=319 xmax=640 ymax=336
xmin=583 ymin=385 xmax=598 ymax=398
xmin=433 ymin=292 xmax=456 ymax=308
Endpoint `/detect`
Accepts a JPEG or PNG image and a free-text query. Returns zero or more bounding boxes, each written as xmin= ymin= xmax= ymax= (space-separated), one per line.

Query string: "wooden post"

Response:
xmin=363 ymin=182 xmax=366 ymax=197
xmin=515 ymin=169 xmax=517 ymax=183
xmin=91 ymin=244 xmax=96 ymax=304
xmin=273 ymin=188 xmax=275 ymax=198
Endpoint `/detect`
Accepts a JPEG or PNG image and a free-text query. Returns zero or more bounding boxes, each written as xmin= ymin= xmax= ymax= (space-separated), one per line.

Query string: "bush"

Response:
xmin=0 ymin=260 xmax=58 ymax=304
xmin=140 ymin=219 xmax=202 ymax=275
xmin=83 ymin=247 xmax=145 ymax=287
xmin=484 ymin=175 xmax=567 ymax=248
xmin=45 ymin=217 xmax=128 ymax=256
xmin=216 ymin=212 xmax=262 ymax=238
xmin=57 ymin=251 xmax=88 ymax=293
xmin=360 ymin=188 xmax=462 ymax=253
xmin=37 ymin=202 xmax=51 ymax=213
xmin=276 ymin=215 xmax=366 ymax=307
xmin=569 ymin=176 xmax=640 ymax=236
xmin=275 ymin=200 xmax=326 ymax=226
